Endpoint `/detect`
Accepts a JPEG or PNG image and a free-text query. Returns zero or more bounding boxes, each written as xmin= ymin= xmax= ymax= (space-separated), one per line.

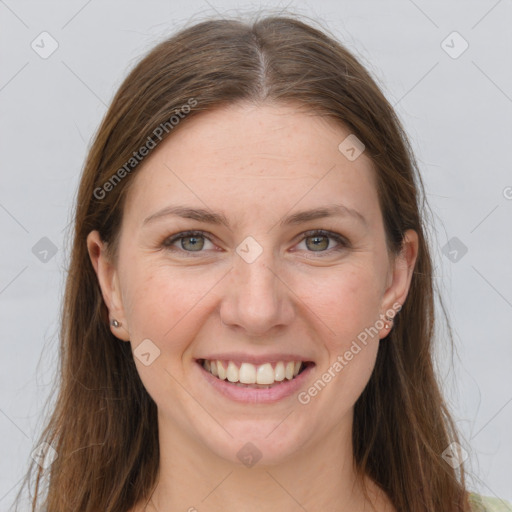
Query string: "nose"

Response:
xmin=219 ymin=248 xmax=295 ymax=337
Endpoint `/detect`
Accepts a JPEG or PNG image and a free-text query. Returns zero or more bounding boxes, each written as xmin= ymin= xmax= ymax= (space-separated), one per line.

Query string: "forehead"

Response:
xmin=122 ymin=102 xmax=380 ymax=229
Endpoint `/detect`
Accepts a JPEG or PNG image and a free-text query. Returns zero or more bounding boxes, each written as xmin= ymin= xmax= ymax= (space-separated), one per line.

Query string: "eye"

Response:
xmin=295 ymin=229 xmax=349 ymax=255
xmin=162 ymin=230 xmax=216 ymax=255
xmin=161 ymin=229 xmax=349 ymax=257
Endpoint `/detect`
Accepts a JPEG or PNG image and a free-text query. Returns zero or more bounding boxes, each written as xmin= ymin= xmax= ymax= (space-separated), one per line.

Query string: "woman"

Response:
xmin=11 ymin=13 xmax=512 ymax=512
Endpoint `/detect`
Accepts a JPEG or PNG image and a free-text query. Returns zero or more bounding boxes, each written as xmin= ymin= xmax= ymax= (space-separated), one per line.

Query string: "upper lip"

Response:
xmin=196 ymin=353 xmax=314 ymax=365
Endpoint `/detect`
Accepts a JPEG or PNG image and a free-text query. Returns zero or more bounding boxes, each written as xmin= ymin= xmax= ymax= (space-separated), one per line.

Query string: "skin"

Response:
xmin=87 ymin=102 xmax=418 ymax=512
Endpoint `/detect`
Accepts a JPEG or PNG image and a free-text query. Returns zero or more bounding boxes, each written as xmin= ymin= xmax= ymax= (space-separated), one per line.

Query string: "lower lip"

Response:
xmin=195 ymin=361 xmax=315 ymax=404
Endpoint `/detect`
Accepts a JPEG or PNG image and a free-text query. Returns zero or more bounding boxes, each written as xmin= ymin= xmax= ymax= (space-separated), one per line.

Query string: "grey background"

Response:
xmin=1 ymin=0 xmax=511 ymax=508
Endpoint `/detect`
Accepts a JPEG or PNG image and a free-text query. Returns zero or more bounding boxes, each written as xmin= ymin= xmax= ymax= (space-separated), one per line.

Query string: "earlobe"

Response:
xmin=86 ymin=230 xmax=130 ymax=341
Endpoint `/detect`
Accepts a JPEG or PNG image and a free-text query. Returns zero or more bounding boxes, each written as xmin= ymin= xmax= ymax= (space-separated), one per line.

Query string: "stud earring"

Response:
xmin=111 ymin=319 xmax=121 ymax=328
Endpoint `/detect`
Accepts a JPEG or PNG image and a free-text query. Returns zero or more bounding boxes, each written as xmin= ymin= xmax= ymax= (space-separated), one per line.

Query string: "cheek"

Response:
xmin=304 ymin=270 xmax=382 ymax=420
xmin=120 ymin=265 xmax=207 ymax=406
xmin=123 ymin=271 xmax=172 ymax=338
xmin=121 ymin=263 xmax=219 ymax=351
xmin=302 ymin=262 xmax=384 ymax=339
xmin=115 ymin=260 xmax=165 ymax=352
xmin=301 ymin=262 xmax=383 ymax=400
xmin=319 ymin=342 xmax=379 ymax=427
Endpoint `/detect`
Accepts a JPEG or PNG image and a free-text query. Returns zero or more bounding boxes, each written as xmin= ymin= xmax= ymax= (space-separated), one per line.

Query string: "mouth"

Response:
xmin=195 ymin=358 xmax=315 ymax=402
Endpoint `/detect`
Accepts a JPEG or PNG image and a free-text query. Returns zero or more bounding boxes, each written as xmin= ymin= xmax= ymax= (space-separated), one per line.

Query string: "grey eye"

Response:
xmin=305 ymin=235 xmax=330 ymax=251
xmin=180 ymin=235 xmax=205 ymax=251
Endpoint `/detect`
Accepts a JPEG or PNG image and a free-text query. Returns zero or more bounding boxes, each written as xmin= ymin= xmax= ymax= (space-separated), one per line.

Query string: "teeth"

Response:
xmin=274 ymin=362 xmax=285 ymax=381
xmin=256 ymin=363 xmax=275 ymax=385
xmin=285 ymin=362 xmax=294 ymax=380
xmin=239 ymin=362 xmax=256 ymax=384
xmin=202 ymin=359 xmax=306 ymax=385
xmin=217 ymin=361 xmax=227 ymax=380
xmin=226 ymin=361 xmax=239 ymax=383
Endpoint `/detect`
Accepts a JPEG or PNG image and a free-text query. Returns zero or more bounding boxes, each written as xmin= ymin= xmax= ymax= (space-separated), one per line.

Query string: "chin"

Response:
xmin=199 ymin=419 xmax=309 ymax=468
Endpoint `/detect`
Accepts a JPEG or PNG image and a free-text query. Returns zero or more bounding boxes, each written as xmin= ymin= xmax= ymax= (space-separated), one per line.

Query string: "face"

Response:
xmin=88 ymin=102 xmax=417 ymax=467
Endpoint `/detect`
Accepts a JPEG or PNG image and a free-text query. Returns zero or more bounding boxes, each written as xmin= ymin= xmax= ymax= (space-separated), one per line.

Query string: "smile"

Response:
xmin=200 ymin=359 xmax=310 ymax=388
xmin=195 ymin=358 xmax=315 ymax=403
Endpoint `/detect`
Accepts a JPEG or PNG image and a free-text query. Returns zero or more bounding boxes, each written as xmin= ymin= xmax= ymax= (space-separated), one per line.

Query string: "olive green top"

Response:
xmin=469 ymin=493 xmax=512 ymax=512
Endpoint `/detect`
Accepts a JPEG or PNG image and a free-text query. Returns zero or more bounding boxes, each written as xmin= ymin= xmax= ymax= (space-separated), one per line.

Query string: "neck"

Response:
xmin=145 ymin=411 xmax=385 ymax=512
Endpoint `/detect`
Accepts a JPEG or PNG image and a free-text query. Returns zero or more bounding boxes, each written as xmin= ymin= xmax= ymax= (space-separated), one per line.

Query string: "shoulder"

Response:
xmin=469 ymin=493 xmax=512 ymax=512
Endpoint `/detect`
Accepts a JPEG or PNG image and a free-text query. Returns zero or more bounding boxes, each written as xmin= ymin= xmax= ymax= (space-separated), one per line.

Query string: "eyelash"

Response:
xmin=161 ymin=229 xmax=350 ymax=257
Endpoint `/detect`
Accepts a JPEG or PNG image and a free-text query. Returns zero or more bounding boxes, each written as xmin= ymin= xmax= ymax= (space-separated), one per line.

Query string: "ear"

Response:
xmin=86 ymin=230 xmax=130 ymax=342
xmin=379 ymin=229 xmax=419 ymax=337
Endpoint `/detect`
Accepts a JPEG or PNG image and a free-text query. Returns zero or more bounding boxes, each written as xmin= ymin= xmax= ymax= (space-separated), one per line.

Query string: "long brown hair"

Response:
xmin=11 ymin=13 xmax=473 ymax=512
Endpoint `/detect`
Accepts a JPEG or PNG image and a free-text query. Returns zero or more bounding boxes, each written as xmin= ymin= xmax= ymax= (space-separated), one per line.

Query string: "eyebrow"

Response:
xmin=142 ymin=203 xmax=368 ymax=229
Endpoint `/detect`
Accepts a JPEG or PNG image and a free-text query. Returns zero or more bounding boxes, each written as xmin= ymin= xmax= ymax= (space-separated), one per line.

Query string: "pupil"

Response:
xmin=183 ymin=236 xmax=204 ymax=251
xmin=308 ymin=235 xmax=328 ymax=251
